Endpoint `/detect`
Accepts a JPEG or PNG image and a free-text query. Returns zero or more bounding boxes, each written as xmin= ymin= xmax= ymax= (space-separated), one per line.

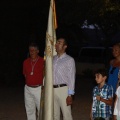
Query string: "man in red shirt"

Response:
xmin=23 ymin=43 xmax=44 ymax=120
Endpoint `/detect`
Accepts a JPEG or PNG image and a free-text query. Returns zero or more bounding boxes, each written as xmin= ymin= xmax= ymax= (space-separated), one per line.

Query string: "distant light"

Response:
xmin=81 ymin=20 xmax=101 ymax=30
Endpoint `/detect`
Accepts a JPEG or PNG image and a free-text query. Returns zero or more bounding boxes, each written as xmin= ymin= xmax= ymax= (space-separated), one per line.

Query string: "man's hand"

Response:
xmin=66 ymin=96 xmax=73 ymax=106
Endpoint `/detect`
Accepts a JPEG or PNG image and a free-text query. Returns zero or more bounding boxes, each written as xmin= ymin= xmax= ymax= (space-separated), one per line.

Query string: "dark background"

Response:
xmin=1 ymin=0 xmax=51 ymax=84
xmin=0 ymin=0 xmax=120 ymax=85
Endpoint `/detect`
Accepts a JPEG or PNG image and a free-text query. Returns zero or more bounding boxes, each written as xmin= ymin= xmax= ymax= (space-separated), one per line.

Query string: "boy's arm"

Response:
xmin=96 ymin=85 xmax=113 ymax=106
xmin=100 ymin=97 xmax=113 ymax=106
xmin=96 ymin=95 xmax=113 ymax=106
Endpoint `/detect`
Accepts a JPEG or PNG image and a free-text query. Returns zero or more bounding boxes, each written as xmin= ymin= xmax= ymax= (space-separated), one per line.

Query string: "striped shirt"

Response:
xmin=92 ymin=84 xmax=113 ymax=118
xmin=53 ymin=53 xmax=76 ymax=95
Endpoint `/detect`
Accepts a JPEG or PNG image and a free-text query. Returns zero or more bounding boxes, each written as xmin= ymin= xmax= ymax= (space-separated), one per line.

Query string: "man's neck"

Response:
xmin=31 ymin=56 xmax=39 ymax=61
xmin=57 ymin=52 xmax=65 ymax=57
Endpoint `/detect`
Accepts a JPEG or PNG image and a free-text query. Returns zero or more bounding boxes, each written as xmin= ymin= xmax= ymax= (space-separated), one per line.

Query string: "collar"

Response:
xmin=57 ymin=53 xmax=66 ymax=59
xmin=97 ymin=83 xmax=106 ymax=89
xmin=30 ymin=56 xmax=39 ymax=62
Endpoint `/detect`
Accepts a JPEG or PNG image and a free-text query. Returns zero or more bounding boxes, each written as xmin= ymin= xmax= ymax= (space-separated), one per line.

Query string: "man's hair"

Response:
xmin=63 ymin=38 xmax=68 ymax=46
xmin=57 ymin=38 xmax=68 ymax=46
xmin=29 ymin=42 xmax=39 ymax=50
xmin=94 ymin=68 xmax=108 ymax=77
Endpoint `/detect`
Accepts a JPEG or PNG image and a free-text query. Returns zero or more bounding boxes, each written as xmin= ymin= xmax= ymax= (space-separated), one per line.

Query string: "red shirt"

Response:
xmin=23 ymin=56 xmax=44 ymax=86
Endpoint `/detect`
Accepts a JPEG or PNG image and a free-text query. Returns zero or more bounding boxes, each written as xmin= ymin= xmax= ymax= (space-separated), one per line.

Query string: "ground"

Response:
xmin=0 ymin=75 xmax=94 ymax=120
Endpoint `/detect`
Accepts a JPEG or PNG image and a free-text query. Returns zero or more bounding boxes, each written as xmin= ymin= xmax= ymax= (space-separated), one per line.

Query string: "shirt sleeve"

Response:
xmin=114 ymin=93 xmax=118 ymax=115
xmin=114 ymin=87 xmax=120 ymax=115
xmin=68 ymin=58 xmax=76 ymax=95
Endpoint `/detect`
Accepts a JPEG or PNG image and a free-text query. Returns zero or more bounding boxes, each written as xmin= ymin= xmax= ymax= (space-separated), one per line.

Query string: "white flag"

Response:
xmin=43 ymin=0 xmax=57 ymax=119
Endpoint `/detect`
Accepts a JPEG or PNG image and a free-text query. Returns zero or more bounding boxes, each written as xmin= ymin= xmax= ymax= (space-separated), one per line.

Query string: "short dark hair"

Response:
xmin=29 ymin=42 xmax=39 ymax=50
xmin=94 ymin=68 xmax=108 ymax=77
xmin=57 ymin=38 xmax=68 ymax=46
xmin=63 ymin=38 xmax=68 ymax=46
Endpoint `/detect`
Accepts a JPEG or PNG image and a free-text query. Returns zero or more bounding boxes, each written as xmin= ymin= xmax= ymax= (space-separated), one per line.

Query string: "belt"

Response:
xmin=27 ymin=85 xmax=41 ymax=88
xmin=53 ymin=84 xmax=67 ymax=88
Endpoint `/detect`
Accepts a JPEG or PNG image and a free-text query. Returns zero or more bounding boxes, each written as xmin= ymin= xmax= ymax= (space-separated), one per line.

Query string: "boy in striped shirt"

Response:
xmin=90 ymin=68 xmax=113 ymax=120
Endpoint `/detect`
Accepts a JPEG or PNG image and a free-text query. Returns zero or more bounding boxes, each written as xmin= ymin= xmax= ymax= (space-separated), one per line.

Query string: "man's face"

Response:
xmin=55 ymin=39 xmax=67 ymax=54
xmin=95 ymin=73 xmax=106 ymax=84
xmin=29 ymin=47 xmax=39 ymax=59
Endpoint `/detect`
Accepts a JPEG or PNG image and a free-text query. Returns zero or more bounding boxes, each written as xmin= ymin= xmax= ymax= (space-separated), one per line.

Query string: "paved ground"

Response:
xmin=0 ymin=75 xmax=94 ymax=120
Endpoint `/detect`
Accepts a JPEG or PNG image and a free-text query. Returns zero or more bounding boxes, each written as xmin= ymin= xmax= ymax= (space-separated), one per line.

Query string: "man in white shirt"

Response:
xmin=53 ymin=38 xmax=76 ymax=120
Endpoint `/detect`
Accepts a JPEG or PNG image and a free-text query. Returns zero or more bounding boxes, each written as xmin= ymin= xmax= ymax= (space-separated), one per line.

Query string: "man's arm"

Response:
xmin=66 ymin=58 xmax=76 ymax=106
xmin=68 ymin=58 xmax=76 ymax=95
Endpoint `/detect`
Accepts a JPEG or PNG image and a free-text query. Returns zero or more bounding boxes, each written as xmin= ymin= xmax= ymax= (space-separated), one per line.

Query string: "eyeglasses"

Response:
xmin=110 ymin=67 xmax=116 ymax=74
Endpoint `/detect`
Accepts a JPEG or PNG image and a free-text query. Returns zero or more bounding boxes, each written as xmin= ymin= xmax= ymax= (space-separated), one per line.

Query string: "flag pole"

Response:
xmin=43 ymin=0 xmax=57 ymax=120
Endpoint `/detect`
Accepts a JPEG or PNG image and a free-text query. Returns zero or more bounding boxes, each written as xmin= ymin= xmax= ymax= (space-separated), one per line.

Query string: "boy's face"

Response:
xmin=95 ymin=73 xmax=106 ymax=84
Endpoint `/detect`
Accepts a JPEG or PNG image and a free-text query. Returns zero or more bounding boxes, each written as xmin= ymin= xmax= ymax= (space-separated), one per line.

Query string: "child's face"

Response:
xmin=112 ymin=45 xmax=120 ymax=58
xmin=95 ymin=73 xmax=106 ymax=84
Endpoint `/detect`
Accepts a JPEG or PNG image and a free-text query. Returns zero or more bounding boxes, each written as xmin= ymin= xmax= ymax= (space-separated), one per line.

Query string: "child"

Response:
xmin=90 ymin=68 xmax=113 ymax=120
xmin=113 ymin=86 xmax=120 ymax=120
xmin=107 ymin=43 xmax=120 ymax=95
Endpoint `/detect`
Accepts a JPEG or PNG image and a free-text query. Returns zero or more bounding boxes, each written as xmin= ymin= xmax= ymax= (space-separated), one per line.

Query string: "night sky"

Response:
xmin=1 ymin=0 xmax=79 ymax=85
xmin=1 ymin=0 xmax=51 ymax=84
xmin=0 ymin=0 xmax=92 ymax=84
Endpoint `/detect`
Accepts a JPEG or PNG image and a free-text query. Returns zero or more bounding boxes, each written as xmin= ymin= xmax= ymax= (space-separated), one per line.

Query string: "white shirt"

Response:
xmin=53 ymin=53 xmax=76 ymax=95
xmin=114 ymin=86 xmax=120 ymax=117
